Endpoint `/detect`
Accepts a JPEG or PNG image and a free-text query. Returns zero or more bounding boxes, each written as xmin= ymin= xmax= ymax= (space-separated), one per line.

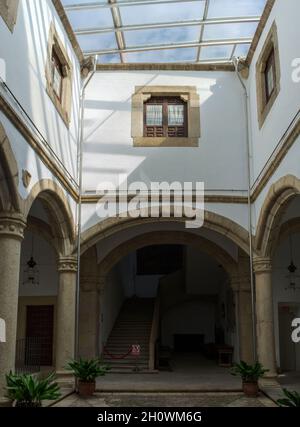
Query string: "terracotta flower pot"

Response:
xmin=243 ymin=381 xmax=259 ymax=397
xmin=77 ymin=380 xmax=96 ymax=397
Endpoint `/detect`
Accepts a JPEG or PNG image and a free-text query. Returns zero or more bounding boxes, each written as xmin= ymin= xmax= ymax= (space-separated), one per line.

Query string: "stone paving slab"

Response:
xmin=54 ymin=392 xmax=276 ymax=407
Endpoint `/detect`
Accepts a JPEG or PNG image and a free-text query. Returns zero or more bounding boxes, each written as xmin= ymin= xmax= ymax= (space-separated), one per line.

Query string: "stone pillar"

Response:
xmin=0 ymin=213 xmax=26 ymax=398
xmin=97 ymin=276 xmax=106 ymax=357
xmin=55 ymin=256 xmax=77 ymax=372
xmin=232 ymin=274 xmax=254 ymax=364
xmin=79 ymin=279 xmax=98 ymax=359
xmin=253 ymin=256 xmax=277 ymax=377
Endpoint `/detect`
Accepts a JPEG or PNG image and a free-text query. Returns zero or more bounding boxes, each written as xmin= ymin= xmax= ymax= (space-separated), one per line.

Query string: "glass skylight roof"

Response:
xmin=62 ymin=0 xmax=267 ymax=64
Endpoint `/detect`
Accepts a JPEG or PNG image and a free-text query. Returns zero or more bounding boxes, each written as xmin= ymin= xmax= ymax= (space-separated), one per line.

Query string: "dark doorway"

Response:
xmin=25 ymin=305 xmax=54 ymax=366
xmin=174 ymin=334 xmax=204 ymax=352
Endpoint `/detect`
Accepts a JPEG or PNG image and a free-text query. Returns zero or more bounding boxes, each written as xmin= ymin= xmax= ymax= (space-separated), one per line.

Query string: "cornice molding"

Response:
xmin=96 ymin=63 xmax=235 ymax=72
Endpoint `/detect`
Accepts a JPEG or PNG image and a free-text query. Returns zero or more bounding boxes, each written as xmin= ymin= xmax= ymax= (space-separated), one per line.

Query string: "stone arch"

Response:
xmin=81 ymin=209 xmax=251 ymax=256
xmin=0 ymin=122 xmax=21 ymax=212
xmin=23 ymin=179 xmax=75 ymax=256
xmin=98 ymin=230 xmax=238 ymax=285
xmin=255 ymin=175 xmax=300 ymax=257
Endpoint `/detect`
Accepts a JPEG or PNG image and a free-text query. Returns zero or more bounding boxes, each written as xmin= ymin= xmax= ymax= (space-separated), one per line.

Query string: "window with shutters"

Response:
xmin=45 ymin=23 xmax=73 ymax=127
xmin=144 ymin=97 xmax=187 ymax=138
xmin=256 ymin=22 xmax=280 ymax=129
xmin=132 ymin=86 xmax=200 ymax=147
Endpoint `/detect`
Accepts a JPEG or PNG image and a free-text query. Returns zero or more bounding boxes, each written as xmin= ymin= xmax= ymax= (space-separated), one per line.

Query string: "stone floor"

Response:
xmin=53 ymin=392 xmax=276 ymax=407
xmin=97 ymin=353 xmax=241 ymax=392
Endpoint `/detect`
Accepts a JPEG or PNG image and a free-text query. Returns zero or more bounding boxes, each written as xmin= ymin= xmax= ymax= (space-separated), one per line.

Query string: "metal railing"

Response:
xmin=15 ymin=338 xmax=45 ymax=374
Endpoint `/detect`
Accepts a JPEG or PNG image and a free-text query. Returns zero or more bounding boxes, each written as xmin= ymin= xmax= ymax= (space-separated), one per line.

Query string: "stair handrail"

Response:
xmin=148 ymin=297 xmax=160 ymax=370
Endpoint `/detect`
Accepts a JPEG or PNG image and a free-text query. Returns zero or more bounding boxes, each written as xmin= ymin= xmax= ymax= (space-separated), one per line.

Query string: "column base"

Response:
xmin=55 ymin=370 xmax=75 ymax=388
xmin=0 ymin=397 xmax=12 ymax=407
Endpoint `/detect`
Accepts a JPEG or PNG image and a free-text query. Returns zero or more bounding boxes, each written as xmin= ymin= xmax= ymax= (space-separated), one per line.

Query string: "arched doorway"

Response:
xmin=79 ymin=218 xmax=254 ymax=388
xmin=254 ymin=175 xmax=300 ymax=384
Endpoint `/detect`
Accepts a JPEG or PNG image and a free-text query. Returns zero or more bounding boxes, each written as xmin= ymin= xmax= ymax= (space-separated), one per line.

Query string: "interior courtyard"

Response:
xmin=0 ymin=0 xmax=300 ymax=407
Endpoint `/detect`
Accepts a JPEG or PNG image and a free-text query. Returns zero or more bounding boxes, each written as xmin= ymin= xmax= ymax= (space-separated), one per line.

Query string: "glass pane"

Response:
xmin=266 ymin=66 xmax=275 ymax=96
xmin=66 ymin=8 xmax=113 ymax=30
xmin=146 ymin=105 xmax=163 ymax=126
xmin=208 ymin=0 xmax=267 ymax=18
xmin=77 ymin=33 xmax=117 ymax=52
xmin=120 ymin=1 xmax=205 ymax=25
xmin=52 ymin=68 xmax=62 ymax=98
xmin=234 ymin=43 xmax=251 ymax=57
xmin=98 ymin=54 xmax=121 ymax=64
xmin=168 ymin=105 xmax=184 ymax=126
xmin=125 ymin=26 xmax=201 ymax=48
xmin=125 ymin=47 xmax=197 ymax=63
xmin=203 ymin=22 xmax=258 ymax=40
xmin=200 ymin=45 xmax=233 ymax=61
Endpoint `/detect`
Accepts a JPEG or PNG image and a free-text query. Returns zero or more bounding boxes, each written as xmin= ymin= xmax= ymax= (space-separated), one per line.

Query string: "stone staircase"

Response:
xmin=103 ymin=297 xmax=154 ymax=373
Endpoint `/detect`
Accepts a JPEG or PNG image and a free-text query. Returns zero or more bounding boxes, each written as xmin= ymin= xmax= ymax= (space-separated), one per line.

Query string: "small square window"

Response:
xmin=45 ymin=23 xmax=73 ymax=128
xmin=256 ymin=22 xmax=280 ymax=129
xmin=144 ymin=97 xmax=187 ymax=138
xmin=51 ymin=50 xmax=63 ymax=102
xmin=264 ymin=48 xmax=276 ymax=103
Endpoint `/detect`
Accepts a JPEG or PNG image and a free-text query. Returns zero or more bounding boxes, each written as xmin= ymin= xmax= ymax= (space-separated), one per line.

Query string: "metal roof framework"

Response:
xmin=62 ymin=0 xmax=266 ymax=64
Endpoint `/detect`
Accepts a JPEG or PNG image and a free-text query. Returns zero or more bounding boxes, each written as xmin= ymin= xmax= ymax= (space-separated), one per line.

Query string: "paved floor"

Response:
xmin=54 ymin=392 xmax=276 ymax=407
xmin=97 ymin=353 xmax=241 ymax=392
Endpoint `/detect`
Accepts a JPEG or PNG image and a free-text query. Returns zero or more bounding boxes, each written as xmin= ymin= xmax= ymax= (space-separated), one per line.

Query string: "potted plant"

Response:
xmin=277 ymin=388 xmax=300 ymax=407
xmin=230 ymin=361 xmax=268 ymax=397
xmin=5 ymin=371 xmax=60 ymax=407
xmin=67 ymin=358 xmax=110 ymax=397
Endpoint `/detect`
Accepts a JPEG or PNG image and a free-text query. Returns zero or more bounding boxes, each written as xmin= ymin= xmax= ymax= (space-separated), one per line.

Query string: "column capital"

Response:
xmin=253 ymin=256 xmax=272 ymax=274
xmin=58 ymin=256 xmax=78 ymax=273
xmin=0 ymin=213 xmax=26 ymax=241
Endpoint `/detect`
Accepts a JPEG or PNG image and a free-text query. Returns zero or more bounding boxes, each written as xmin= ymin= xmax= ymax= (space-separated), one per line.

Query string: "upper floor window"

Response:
xmin=264 ymin=48 xmax=276 ymax=103
xmin=45 ymin=23 xmax=73 ymax=128
xmin=256 ymin=22 xmax=280 ymax=129
xmin=144 ymin=97 xmax=187 ymax=138
xmin=51 ymin=50 xmax=64 ymax=102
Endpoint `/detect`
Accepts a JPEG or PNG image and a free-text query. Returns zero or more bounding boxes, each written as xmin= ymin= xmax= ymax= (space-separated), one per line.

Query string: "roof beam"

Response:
xmin=108 ymin=0 xmax=126 ymax=63
xmin=74 ymin=16 xmax=261 ymax=36
xmin=196 ymin=0 xmax=209 ymax=62
xmin=85 ymin=37 xmax=253 ymax=56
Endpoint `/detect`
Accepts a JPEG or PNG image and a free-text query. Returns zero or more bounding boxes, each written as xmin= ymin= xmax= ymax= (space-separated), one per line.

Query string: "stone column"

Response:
xmin=79 ymin=279 xmax=98 ymax=359
xmin=0 ymin=213 xmax=26 ymax=398
xmin=55 ymin=256 xmax=77 ymax=372
xmin=253 ymin=256 xmax=277 ymax=377
xmin=97 ymin=276 xmax=106 ymax=357
xmin=231 ymin=274 xmax=254 ymax=364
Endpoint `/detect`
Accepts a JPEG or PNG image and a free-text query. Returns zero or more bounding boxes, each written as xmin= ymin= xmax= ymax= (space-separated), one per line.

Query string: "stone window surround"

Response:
xmin=131 ymin=86 xmax=200 ymax=147
xmin=0 ymin=0 xmax=19 ymax=32
xmin=256 ymin=21 xmax=280 ymax=129
xmin=45 ymin=22 xmax=73 ymax=128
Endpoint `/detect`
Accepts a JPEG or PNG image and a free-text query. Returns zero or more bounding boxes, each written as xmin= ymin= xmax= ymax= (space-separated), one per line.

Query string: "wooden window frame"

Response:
xmin=256 ymin=22 xmax=280 ymax=129
xmin=45 ymin=23 xmax=73 ymax=128
xmin=143 ymin=96 xmax=188 ymax=138
xmin=132 ymin=86 xmax=200 ymax=147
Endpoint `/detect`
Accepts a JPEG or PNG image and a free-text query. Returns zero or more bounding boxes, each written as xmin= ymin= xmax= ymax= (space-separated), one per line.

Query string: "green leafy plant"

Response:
xmin=5 ymin=371 xmax=60 ymax=407
xmin=277 ymin=388 xmax=300 ymax=407
xmin=66 ymin=358 xmax=110 ymax=382
xmin=230 ymin=361 xmax=269 ymax=382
